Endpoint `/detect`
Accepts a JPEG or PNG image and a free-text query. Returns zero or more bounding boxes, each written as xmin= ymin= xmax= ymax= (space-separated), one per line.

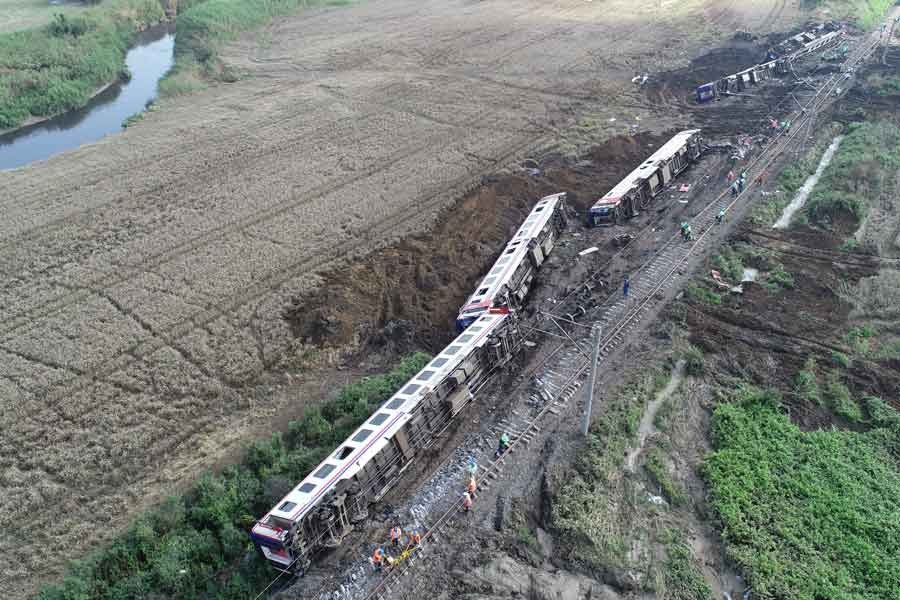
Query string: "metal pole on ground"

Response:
xmin=582 ymin=324 xmax=602 ymax=436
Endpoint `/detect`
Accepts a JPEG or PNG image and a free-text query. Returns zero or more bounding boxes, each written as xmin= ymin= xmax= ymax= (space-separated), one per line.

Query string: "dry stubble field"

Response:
xmin=0 ymin=0 xmax=802 ymax=595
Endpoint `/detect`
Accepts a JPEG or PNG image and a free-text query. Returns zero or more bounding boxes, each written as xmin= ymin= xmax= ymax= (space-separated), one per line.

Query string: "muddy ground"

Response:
xmin=0 ymin=0 xmax=816 ymax=596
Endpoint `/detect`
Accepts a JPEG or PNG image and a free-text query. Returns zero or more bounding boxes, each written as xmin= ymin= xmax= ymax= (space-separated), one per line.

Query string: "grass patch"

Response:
xmin=831 ymin=350 xmax=851 ymax=368
xmin=654 ymin=398 xmax=675 ymax=431
xmin=685 ymin=282 xmax=721 ymax=306
xmin=824 ymin=370 xmax=863 ymax=422
xmin=516 ymin=526 xmax=539 ymax=551
xmin=865 ymin=72 xmax=900 ymax=96
xmin=748 ymin=126 xmax=840 ymax=227
xmin=38 ymin=352 xmax=430 ymax=600
xmin=0 ymin=0 xmax=165 ymax=129
xmin=846 ymin=323 xmax=877 ymax=356
xmin=173 ymin=0 xmax=354 ymax=85
xmin=0 ymin=0 xmax=90 ymax=34
xmin=644 ymin=449 xmax=688 ymax=507
xmin=815 ymin=0 xmax=897 ymax=29
xmin=662 ymin=531 xmax=714 ymax=600
xmin=760 ymin=262 xmax=794 ymax=293
xmin=157 ymin=56 xmax=208 ymax=97
xmin=793 ymin=357 xmax=821 ymax=405
xmin=805 ymin=121 xmax=900 ymax=228
xmin=550 ymin=370 xmax=665 ymax=573
xmin=712 ymin=245 xmax=744 ymax=282
xmin=703 ymin=386 xmax=900 ymax=599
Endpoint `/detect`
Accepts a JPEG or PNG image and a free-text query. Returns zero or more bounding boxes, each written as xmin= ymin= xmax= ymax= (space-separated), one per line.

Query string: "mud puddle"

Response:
xmin=773 ymin=135 xmax=844 ymax=229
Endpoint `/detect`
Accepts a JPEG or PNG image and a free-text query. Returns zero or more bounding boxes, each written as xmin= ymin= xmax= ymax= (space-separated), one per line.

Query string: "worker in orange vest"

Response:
xmin=467 ymin=476 xmax=477 ymax=499
xmin=372 ymin=547 xmax=384 ymax=572
xmin=389 ymin=525 xmax=402 ymax=547
xmin=462 ymin=492 xmax=473 ymax=513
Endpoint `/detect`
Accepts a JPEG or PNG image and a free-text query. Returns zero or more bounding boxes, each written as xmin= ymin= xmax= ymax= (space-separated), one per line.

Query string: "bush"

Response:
xmin=793 ymin=357 xmax=820 ymax=404
xmin=38 ymin=352 xmax=430 ymax=600
xmin=824 ymin=371 xmax=863 ymax=422
xmin=762 ymin=263 xmax=794 ymax=293
xmin=712 ymin=245 xmax=744 ymax=282
xmin=683 ymin=344 xmax=704 ymax=377
xmin=663 ymin=531 xmax=713 ymax=600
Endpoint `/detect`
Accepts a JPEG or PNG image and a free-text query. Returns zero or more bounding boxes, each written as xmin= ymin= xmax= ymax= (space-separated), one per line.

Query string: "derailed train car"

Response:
xmin=696 ymin=23 xmax=842 ymax=103
xmin=456 ymin=192 xmax=567 ymax=330
xmin=588 ymin=130 xmax=703 ymax=226
xmin=251 ymin=309 xmax=521 ymax=572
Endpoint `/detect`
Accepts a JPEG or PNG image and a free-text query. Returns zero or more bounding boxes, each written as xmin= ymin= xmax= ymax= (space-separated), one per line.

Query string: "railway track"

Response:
xmin=353 ymin=30 xmax=883 ymax=600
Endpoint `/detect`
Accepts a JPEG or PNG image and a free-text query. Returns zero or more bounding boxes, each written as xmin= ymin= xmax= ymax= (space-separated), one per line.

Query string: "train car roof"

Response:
xmin=255 ymin=311 xmax=510 ymax=531
xmin=593 ymin=130 xmax=700 ymax=206
xmin=459 ymin=193 xmax=564 ymax=313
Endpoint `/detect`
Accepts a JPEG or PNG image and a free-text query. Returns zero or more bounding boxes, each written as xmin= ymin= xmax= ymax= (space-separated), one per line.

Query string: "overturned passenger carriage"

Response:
xmin=251 ymin=310 xmax=521 ymax=572
xmin=456 ymin=192 xmax=567 ymax=330
xmin=588 ymin=129 xmax=703 ymax=227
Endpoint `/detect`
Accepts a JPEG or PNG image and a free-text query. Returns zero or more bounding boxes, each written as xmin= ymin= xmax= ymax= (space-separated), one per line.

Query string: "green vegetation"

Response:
xmin=824 ymin=370 xmax=863 ymax=422
xmin=654 ymin=397 xmax=676 ymax=431
xmin=516 ymin=526 xmax=539 ymax=551
xmin=760 ymin=262 xmax=794 ymax=293
xmin=644 ymin=449 xmax=688 ymax=507
xmin=685 ymin=282 xmax=722 ymax=306
xmin=831 ymin=350 xmax=851 ymax=368
xmin=550 ymin=370 xmax=665 ymax=572
xmin=793 ymin=357 xmax=821 ymax=404
xmin=827 ymin=0 xmax=897 ymax=29
xmin=0 ymin=0 xmax=164 ymax=129
xmin=748 ymin=127 xmax=840 ymax=227
xmin=712 ymin=245 xmax=744 ymax=282
xmin=703 ymin=387 xmax=900 ymax=600
xmin=38 ymin=352 xmax=430 ymax=600
xmin=865 ymin=72 xmax=900 ymax=96
xmin=171 ymin=0 xmax=353 ymax=87
xmin=662 ymin=531 xmax=713 ymax=600
xmin=682 ymin=344 xmax=704 ymax=377
xmin=805 ymin=121 xmax=900 ymax=227
xmin=847 ymin=323 xmax=876 ymax=356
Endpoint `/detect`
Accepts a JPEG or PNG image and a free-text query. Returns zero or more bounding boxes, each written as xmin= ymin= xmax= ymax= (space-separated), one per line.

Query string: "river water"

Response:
xmin=0 ymin=23 xmax=175 ymax=171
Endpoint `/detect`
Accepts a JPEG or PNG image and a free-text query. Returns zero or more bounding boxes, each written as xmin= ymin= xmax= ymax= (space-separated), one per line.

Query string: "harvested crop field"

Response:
xmin=0 ymin=0 xmax=806 ymax=595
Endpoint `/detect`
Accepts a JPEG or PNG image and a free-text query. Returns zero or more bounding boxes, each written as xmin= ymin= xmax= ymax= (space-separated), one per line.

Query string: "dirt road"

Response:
xmin=0 ymin=0 xmax=803 ymax=595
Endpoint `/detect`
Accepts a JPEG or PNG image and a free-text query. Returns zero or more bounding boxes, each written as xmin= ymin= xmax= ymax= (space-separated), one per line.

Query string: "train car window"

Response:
xmin=278 ymin=501 xmax=298 ymax=512
xmin=468 ymin=327 xmax=483 ymax=333
xmin=416 ymin=370 xmax=436 ymax=381
xmin=401 ymin=383 xmax=421 ymax=395
xmin=535 ymin=207 xmax=544 ymax=212
xmin=370 ymin=412 xmax=390 ymax=426
xmin=352 ymin=428 xmax=374 ymax=443
xmin=444 ymin=345 xmax=462 ymax=356
xmin=505 ymin=248 xmax=515 ymax=255
xmin=478 ymin=287 xmax=489 ymax=295
xmin=313 ymin=464 xmax=335 ymax=479
xmin=483 ymin=277 xmax=496 ymax=285
xmin=334 ymin=446 xmax=355 ymax=459
xmin=298 ymin=483 xmax=316 ymax=493
xmin=498 ymin=257 xmax=510 ymax=264
xmin=431 ymin=357 xmax=449 ymax=368
xmin=458 ymin=334 xmax=474 ymax=343
xmin=386 ymin=397 xmax=405 ymax=409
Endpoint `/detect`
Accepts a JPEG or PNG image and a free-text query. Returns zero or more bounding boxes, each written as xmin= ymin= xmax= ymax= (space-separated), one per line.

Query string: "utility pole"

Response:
xmin=582 ymin=324 xmax=602 ymax=436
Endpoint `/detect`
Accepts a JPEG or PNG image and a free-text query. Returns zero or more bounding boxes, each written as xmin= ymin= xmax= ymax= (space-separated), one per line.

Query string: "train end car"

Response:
xmin=456 ymin=192 xmax=567 ymax=330
xmin=252 ymin=309 xmax=521 ymax=572
xmin=588 ymin=129 xmax=702 ymax=227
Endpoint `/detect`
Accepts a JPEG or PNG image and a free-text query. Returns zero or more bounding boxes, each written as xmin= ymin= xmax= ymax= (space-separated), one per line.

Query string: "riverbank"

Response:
xmin=0 ymin=0 xmax=167 ymax=129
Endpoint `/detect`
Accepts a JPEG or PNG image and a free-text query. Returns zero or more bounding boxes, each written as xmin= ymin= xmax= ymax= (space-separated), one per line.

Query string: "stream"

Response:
xmin=0 ymin=23 xmax=175 ymax=171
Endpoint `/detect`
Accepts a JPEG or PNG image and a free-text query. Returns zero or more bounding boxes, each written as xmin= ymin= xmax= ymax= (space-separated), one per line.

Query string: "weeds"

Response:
xmin=703 ymin=388 xmax=900 ymax=599
xmin=824 ymin=371 xmax=863 ymax=422
xmin=831 ymin=350 xmax=851 ymax=368
xmin=654 ymin=398 xmax=675 ymax=431
xmin=644 ymin=449 xmax=688 ymax=507
xmin=793 ymin=357 xmax=821 ymax=404
xmin=761 ymin=262 xmax=794 ymax=293
xmin=682 ymin=344 xmax=704 ymax=377
xmin=38 ymin=352 xmax=430 ymax=600
xmin=846 ymin=324 xmax=876 ymax=356
xmin=712 ymin=245 xmax=744 ymax=282
xmin=685 ymin=282 xmax=722 ymax=306
xmin=662 ymin=531 xmax=713 ymax=600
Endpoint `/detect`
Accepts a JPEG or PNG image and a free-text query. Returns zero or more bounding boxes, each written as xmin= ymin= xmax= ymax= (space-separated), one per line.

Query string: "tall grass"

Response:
xmin=0 ymin=0 xmax=165 ymax=129
xmin=38 ymin=352 xmax=430 ymax=600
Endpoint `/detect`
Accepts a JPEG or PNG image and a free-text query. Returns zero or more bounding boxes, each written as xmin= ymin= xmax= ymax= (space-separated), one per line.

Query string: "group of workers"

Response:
xmin=371 ymin=435 xmax=512 ymax=573
xmin=371 ymin=526 xmax=423 ymax=572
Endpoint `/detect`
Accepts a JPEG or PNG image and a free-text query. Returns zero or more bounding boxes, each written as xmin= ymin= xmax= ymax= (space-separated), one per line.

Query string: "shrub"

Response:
xmin=712 ymin=246 xmax=744 ymax=282
xmin=793 ymin=357 xmax=820 ymax=404
xmin=824 ymin=371 xmax=863 ymax=422
xmin=762 ymin=263 xmax=794 ymax=292
xmin=831 ymin=350 xmax=851 ymax=368
xmin=683 ymin=344 xmax=704 ymax=377
xmin=663 ymin=531 xmax=713 ymax=600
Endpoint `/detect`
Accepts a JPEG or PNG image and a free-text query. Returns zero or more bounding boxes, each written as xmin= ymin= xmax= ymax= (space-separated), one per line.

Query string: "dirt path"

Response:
xmin=0 ymin=0 xmax=805 ymax=596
